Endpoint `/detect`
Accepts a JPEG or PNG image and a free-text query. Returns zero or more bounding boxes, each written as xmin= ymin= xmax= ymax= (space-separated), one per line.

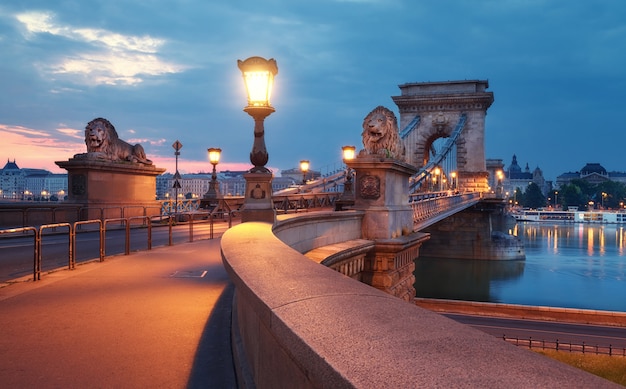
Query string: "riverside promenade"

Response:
xmin=0 ymin=238 xmax=236 ymax=388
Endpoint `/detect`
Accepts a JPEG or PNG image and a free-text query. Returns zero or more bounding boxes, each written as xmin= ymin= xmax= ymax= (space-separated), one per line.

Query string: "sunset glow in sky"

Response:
xmin=1 ymin=1 xmax=625 ymax=179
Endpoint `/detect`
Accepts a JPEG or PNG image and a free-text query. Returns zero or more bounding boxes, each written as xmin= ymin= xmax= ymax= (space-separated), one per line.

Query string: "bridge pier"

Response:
xmin=419 ymin=200 xmax=524 ymax=261
xmin=347 ymin=155 xmax=430 ymax=301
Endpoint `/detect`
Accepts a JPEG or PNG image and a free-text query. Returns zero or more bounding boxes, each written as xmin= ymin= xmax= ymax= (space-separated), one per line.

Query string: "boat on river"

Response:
xmin=510 ymin=209 xmax=626 ymax=224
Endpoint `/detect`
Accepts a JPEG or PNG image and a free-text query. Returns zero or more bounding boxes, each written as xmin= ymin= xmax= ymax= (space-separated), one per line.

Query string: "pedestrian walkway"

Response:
xmin=0 ymin=238 xmax=236 ymax=388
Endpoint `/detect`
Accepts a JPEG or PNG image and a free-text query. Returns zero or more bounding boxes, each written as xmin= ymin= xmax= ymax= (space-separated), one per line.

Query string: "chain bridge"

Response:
xmin=293 ymin=80 xmax=497 ymax=232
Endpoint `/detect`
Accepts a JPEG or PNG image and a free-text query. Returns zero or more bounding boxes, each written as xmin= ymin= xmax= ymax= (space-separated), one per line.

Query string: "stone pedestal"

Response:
xmin=347 ymin=156 xmax=417 ymax=239
xmin=347 ymin=155 xmax=430 ymax=300
xmin=55 ymin=158 xmax=165 ymax=219
xmin=242 ymin=172 xmax=275 ymax=224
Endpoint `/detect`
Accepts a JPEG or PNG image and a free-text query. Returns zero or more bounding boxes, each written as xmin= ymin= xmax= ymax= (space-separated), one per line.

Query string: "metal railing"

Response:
xmin=410 ymin=191 xmax=482 ymax=229
xmin=0 ymin=210 xmax=238 ymax=282
xmin=503 ymin=334 xmax=626 ymax=357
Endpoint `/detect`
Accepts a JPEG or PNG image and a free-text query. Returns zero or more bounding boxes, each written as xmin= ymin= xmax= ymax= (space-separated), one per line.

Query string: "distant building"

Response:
xmin=502 ymin=154 xmax=550 ymax=196
xmin=486 ymin=158 xmax=505 ymax=193
xmin=157 ymin=170 xmax=297 ymax=199
xmin=281 ymin=167 xmax=321 ymax=184
xmin=556 ymin=163 xmax=626 ymax=187
xmin=0 ymin=159 xmax=68 ymax=200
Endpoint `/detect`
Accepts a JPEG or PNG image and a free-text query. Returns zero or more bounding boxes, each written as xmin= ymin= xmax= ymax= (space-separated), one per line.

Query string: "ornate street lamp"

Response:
xmin=204 ymin=147 xmax=222 ymax=201
xmin=238 ymin=56 xmax=278 ymax=173
xmin=336 ymin=146 xmax=356 ymax=211
xmin=238 ymin=56 xmax=278 ymax=223
xmin=300 ymin=160 xmax=310 ymax=185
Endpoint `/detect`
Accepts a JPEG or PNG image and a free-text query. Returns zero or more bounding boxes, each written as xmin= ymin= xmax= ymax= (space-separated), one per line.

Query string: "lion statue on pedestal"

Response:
xmin=83 ymin=118 xmax=152 ymax=165
xmin=360 ymin=106 xmax=405 ymax=161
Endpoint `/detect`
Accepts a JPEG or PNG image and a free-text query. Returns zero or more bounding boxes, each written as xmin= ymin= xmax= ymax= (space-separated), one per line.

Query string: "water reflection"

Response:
xmin=414 ymin=223 xmax=626 ymax=311
xmin=414 ymin=258 xmax=525 ymax=302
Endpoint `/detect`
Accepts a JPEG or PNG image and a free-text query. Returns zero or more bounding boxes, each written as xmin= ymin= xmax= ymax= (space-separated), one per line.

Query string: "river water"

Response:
xmin=414 ymin=222 xmax=626 ymax=312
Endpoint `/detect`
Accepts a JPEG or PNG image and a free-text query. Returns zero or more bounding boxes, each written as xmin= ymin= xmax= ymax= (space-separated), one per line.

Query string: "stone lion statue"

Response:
xmin=83 ymin=118 xmax=152 ymax=165
xmin=360 ymin=106 xmax=405 ymax=160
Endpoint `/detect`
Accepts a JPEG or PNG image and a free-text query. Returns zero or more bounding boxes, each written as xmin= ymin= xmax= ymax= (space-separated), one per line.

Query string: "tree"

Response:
xmin=559 ymin=183 xmax=586 ymax=210
xmin=522 ymin=182 xmax=546 ymax=209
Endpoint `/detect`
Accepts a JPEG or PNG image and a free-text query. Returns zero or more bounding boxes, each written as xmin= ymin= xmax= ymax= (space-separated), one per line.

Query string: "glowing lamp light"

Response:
xmin=238 ymin=56 xmax=278 ymax=108
xmin=300 ymin=160 xmax=310 ymax=174
xmin=208 ymin=147 xmax=221 ymax=166
xmin=342 ymin=145 xmax=356 ymax=161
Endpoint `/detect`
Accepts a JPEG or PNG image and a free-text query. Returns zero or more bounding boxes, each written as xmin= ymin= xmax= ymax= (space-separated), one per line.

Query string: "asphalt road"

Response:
xmin=0 ymin=220 xmax=232 ymax=282
xmin=445 ymin=312 xmax=626 ymax=350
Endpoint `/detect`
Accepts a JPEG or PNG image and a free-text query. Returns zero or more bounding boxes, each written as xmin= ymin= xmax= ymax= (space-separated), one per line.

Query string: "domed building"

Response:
xmin=556 ymin=163 xmax=626 ymax=187
xmin=503 ymin=154 xmax=550 ymax=196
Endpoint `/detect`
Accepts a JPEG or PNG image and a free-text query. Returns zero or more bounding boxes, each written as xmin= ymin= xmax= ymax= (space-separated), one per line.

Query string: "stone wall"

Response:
xmin=221 ymin=221 xmax=615 ymax=388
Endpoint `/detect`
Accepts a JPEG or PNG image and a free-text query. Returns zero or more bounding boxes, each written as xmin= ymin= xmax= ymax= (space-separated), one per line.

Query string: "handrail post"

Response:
xmin=71 ymin=223 xmax=77 ymax=270
xmin=168 ymin=215 xmax=173 ymax=246
xmin=125 ymin=218 xmax=130 ymax=255
xmin=68 ymin=224 xmax=74 ymax=270
xmin=34 ymin=227 xmax=41 ymax=281
xmin=101 ymin=220 xmax=106 ymax=260
xmin=189 ymin=214 xmax=194 ymax=242
xmin=147 ymin=217 xmax=152 ymax=250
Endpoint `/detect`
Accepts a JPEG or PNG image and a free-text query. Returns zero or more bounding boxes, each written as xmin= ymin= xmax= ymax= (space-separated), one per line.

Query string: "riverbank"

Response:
xmin=415 ymin=298 xmax=626 ymax=327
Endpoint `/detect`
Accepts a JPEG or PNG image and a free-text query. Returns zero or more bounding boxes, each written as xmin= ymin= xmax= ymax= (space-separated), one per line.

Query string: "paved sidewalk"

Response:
xmin=0 ymin=238 xmax=236 ymax=388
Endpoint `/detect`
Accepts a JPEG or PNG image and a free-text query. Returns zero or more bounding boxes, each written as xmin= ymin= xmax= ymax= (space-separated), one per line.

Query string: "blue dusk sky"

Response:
xmin=0 ymin=0 xmax=624 ymax=181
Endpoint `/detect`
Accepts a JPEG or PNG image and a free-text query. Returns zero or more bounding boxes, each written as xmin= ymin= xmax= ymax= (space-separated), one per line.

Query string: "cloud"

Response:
xmin=0 ymin=124 xmax=84 ymax=172
xmin=15 ymin=10 xmax=187 ymax=86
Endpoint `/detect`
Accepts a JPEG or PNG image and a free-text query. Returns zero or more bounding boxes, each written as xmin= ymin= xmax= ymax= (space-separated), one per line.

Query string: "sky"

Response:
xmin=0 ymin=0 xmax=625 ymax=181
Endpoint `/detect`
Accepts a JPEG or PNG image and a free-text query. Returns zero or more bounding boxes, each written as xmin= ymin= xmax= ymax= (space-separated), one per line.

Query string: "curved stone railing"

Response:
xmin=220 ymin=219 xmax=613 ymax=388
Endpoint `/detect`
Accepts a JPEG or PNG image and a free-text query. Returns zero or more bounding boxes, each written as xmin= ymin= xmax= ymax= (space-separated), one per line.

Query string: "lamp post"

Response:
xmin=238 ymin=56 xmax=278 ymax=223
xmin=238 ymin=56 xmax=278 ymax=173
xmin=450 ymin=171 xmax=457 ymax=192
xmin=203 ymin=147 xmax=222 ymax=204
xmin=300 ymin=160 xmax=310 ymax=185
xmin=555 ymin=191 xmax=558 ymax=208
xmin=433 ymin=167 xmax=441 ymax=192
xmin=336 ymin=146 xmax=356 ymax=211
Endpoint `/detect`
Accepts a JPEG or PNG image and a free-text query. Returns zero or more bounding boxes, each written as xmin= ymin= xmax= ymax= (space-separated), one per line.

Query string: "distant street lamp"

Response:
xmin=203 ymin=147 xmax=222 ymax=202
xmin=300 ymin=160 xmax=310 ymax=185
xmin=336 ymin=146 xmax=356 ymax=211
xmin=496 ymin=170 xmax=503 ymax=198
xmin=450 ymin=171 xmax=457 ymax=191
xmin=555 ymin=191 xmax=558 ymax=208
xmin=238 ymin=56 xmax=278 ymax=223
xmin=433 ymin=167 xmax=441 ymax=192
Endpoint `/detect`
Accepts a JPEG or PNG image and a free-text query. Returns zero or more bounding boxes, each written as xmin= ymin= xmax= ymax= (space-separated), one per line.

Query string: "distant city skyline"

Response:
xmin=1 ymin=1 xmax=624 ymax=181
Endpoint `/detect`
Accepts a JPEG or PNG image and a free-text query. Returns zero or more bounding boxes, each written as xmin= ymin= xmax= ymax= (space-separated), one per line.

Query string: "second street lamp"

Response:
xmin=204 ymin=147 xmax=221 ymax=201
xmin=300 ymin=160 xmax=310 ymax=185
xmin=336 ymin=145 xmax=356 ymax=211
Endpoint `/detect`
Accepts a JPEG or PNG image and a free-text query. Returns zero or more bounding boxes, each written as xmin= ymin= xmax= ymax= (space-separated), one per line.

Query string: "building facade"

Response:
xmin=0 ymin=159 xmax=68 ymax=200
xmin=502 ymin=154 xmax=550 ymax=196
xmin=556 ymin=163 xmax=626 ymax=187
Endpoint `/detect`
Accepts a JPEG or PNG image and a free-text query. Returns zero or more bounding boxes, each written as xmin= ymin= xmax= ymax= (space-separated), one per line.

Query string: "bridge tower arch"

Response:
xmin=392 ymin=80 xmax=494 ymax=192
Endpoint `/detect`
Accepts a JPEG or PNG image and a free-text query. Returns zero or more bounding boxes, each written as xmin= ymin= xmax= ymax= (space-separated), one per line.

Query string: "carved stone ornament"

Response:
xmin=71 ymin=174 xmax=86 ymax=195
xmin=359 ymin=175 xmax=381 ymax=199
xmin=250 ymin=184 xmax=266 ymax=200
xmin=74 ymin=118 xmax=153 ymax=165
xmin=432 ymin=113 xmax=449 ymax=134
